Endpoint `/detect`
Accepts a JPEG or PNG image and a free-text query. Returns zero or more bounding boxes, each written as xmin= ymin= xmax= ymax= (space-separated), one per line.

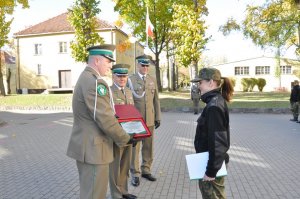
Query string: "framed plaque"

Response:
xmin=115 ymin=105 xmax=151 ymax=138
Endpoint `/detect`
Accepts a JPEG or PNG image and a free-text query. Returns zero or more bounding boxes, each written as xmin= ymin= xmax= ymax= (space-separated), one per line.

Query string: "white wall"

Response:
xmin=213 ymin=57 xmax=299 ymax=92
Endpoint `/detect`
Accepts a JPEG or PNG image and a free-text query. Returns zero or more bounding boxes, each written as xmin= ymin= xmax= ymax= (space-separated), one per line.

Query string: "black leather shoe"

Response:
xmin=122 ymin=193 xmax=137 ymax=199
xmin=141 ymin=173 xmax=157 ymax=181
xmin=131 ymin=177 xmax=140 ymax=186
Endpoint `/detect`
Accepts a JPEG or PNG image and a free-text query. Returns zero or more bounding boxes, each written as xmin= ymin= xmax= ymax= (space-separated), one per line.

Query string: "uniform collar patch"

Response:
xmin=97 ymin=84 xmax=107 ymax=96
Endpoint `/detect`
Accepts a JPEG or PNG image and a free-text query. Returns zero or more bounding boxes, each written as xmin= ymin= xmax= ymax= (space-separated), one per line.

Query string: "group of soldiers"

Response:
xmin=66 ymin=44 xmax=161 ymax=199
xmin=290 ymin=80 xmax=300 ymax=123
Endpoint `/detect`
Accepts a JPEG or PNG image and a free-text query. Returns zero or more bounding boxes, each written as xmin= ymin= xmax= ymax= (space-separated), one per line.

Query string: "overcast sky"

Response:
xmin=9 ymin=0 xmax=297 ymax=62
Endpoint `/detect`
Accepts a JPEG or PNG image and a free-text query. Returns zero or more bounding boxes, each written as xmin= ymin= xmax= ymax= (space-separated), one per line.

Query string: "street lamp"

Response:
xmin=129 ymin=36 xmax=137 ymax=74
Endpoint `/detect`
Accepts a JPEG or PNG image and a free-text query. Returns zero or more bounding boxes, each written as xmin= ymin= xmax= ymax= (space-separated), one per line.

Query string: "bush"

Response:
xmin=257 ymin=78 xmax=266 ymax=92
xmin=249 ymin=78 xmax=257 ymax=92
xmin=229 ymin=77 xmax=236 ymax=88
xmin=241 ymin=78 xmax=251 ymax=92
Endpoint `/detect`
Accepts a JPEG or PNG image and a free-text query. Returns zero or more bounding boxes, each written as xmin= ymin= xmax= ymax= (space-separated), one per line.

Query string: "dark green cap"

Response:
xmin=191 ymin=68 xmax=221 ymax=82
xmin=87 ymin=44 xmax=115 ymax=62
xmin=112 ymin=64 xmax=130 ymax=75
xmin=136 ymin=54 xmax=152 ymax=65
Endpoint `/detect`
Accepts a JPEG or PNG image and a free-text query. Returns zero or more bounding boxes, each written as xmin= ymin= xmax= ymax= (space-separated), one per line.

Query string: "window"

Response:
xmin=234 ymin=66 xmax=249 ymax=75
xmin=37 ymin=64 xmax=42 ymax=75
xmin=59 ymin=42 xmax=67 ymax=53
xmin=280 ymin=65 xmax=291 ymax=74
xmin=255 ymin=66 xmax=270 ymax=75
xmin=34 ymin=44 xmax=42 ymax=55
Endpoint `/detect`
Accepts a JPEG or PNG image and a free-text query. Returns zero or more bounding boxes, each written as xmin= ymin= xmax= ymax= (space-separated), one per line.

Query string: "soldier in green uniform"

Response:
xmin=66 ymin=45 xmax=136 ymax=199
xmin=190 ymin=81 xmax=201 ymax=114
xmin=127 ymin=55 xmax=161 ymax=186
xmin=109 ymin=64 xmax=137 ymax=199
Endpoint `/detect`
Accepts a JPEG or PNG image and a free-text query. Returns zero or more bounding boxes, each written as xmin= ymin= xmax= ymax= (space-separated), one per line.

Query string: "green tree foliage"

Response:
xmin=257 ymin=78 xmax=267 ymax=92
xmin=68 ymin=0 xmax=104 ymax=63
xmin=219 ymin=0 xmax=300 ymax=88
xmin=220 ymin=0 xmax=300 ymax=56
xmin=0 ymin=0 xmax=29 ymax=96
xmin=170 ymin=1 xmax=209 ymax=79
xmin=114 ymin=0 xmax=200 ymax=92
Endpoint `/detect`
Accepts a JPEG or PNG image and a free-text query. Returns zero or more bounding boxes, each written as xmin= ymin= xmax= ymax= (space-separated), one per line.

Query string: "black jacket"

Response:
xmin=194 ymin=89 xmax=230 ymax=178
xmin=290 ymin=85 xmax=300 ymax=103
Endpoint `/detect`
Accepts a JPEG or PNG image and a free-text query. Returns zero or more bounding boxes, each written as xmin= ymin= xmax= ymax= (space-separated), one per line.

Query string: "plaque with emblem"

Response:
xmin=115 ymin=104 xmax=151 ymax=138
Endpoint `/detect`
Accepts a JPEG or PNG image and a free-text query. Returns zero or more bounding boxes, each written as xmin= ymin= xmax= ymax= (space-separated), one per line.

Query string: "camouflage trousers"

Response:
xmin=290 ymin=102 xmax=299 ymax=118
xmin=198 ymin=176 xmax=226 ymax=199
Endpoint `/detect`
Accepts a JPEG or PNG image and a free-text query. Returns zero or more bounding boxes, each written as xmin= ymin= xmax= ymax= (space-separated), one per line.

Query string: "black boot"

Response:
xmin=290 ymin=117 xmax=298 ymax=121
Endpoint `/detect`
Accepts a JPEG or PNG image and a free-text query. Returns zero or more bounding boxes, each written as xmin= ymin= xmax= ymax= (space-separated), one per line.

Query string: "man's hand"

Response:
xmin=155 ymin=120 xmax=160 ymax=129
xmin=127 ymin=134 xmax=138 ymax=147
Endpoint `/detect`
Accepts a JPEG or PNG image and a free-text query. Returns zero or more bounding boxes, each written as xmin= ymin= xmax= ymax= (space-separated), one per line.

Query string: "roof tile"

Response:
xmin=14 ymin=12 xmax=115 ymax=36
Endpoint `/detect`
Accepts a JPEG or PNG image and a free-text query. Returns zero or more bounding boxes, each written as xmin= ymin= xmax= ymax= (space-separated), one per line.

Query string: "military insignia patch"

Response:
xmin=97 ymin=84 xmax=107 ymax=96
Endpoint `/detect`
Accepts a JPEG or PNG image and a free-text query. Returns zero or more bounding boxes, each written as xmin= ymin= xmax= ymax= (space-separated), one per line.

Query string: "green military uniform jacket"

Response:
xmin=191 ymin=85 xmax=201 ymax=100
xmin=111 ymin=83 xmax=134 ymax=106
xmin=127 ymin=73 xmax=161 ymax=126
xmin=66 ymin=66 xmax=130 ymax=165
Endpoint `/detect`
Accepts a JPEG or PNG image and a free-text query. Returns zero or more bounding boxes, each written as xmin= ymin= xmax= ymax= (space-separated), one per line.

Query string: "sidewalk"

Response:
xmin=0 ymin=111 xmax=299 ymax=198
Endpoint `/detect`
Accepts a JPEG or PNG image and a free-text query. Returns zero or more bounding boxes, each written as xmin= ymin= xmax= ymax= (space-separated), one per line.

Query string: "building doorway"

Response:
xmin=59 ymin=70 xmax=71 ymax=88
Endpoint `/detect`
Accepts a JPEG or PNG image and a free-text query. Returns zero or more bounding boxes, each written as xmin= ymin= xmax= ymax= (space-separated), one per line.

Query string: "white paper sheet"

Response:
xmin=186 ymin=152 xmax=227 ymax=180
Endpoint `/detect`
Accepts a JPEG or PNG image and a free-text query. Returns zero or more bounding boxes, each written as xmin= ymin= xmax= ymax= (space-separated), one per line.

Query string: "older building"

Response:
xmin=13 ymin=12 xmax=144 ymax=94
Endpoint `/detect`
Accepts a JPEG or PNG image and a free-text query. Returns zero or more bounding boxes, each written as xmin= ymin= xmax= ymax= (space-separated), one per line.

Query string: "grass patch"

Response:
xmin=0 ymin=94 xmax=73 ymax=107
xmin=0 ymin=91 xmax=290 ymax=109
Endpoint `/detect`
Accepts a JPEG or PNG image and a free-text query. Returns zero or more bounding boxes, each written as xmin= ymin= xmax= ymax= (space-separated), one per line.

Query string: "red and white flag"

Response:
xmin=146 ymin=7 xmax=154 ymax=39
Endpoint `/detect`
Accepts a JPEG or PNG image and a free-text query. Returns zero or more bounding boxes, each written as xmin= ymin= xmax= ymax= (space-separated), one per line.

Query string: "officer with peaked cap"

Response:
xmin=127 ymin=54 xmax=161 ymax=186
xmin=109 ymin=64 xmax=137 ymax=199
xmin=67 ymin=44 xmax=136 ymax=199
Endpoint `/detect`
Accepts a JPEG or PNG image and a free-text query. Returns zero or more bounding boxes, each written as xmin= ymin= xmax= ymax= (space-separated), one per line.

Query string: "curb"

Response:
xmin=0 ymin=106 xmax=291 ymax=114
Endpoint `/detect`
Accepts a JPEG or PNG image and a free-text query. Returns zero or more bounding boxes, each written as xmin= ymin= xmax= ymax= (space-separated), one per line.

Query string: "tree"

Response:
xmin=0 ymin=0 xmax=29 ymax=96
xmin=68 ymin=0 xmax=104 ymax=63
xmin=220 ymin=0 xmax=300 ymax=88
xmin=114 ymin=0 xmax=198 ymax=92
xmin=170 ymin=1 xmax=209 ymax=80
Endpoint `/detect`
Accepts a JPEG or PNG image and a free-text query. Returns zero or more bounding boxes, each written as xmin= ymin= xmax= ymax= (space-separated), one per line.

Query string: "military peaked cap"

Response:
xmin=112 ymin=64 xmax=130 ymax=75
xmin=136 ymin=54 xmax=152 ymax=65
xmin=87 ymin=44 xmax=116 ymax=62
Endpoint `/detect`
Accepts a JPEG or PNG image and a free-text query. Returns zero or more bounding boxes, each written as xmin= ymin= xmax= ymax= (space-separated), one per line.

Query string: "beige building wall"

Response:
xmin=14 ymin=29 xmax=145 ymax=91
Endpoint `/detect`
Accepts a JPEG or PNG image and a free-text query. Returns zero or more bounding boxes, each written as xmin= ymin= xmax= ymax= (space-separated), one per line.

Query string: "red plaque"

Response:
xmin=115 ymin=105 xmax=151 ymax=138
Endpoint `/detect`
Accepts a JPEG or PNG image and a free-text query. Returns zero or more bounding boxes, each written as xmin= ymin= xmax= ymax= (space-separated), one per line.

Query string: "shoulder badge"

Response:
xmin=97 ymin=84 xmax=107 ymax=96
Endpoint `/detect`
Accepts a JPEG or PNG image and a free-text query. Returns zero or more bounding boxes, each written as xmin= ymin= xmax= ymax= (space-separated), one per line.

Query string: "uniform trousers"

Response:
xmin=198 ymin=176 xmax=226 ymax=199
xmin=193 ymin=98 xmax=200 ymax=113
xmin=109 ymin=144 xmax=132 ymax=199
xmin=131 ymin=126 xmax=154 ymax=176
xmin=76 ymin=160 xmax=109 ymax=199
xmin=291 ymin=102 xmax=299 ymax=119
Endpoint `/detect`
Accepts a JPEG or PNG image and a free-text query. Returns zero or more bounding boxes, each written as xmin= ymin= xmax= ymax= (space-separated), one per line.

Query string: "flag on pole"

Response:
xmin=146 ymin=7 xmax=154 ymax=39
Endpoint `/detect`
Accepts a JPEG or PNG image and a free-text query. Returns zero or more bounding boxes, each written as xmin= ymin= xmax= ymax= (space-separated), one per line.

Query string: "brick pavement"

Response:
xmin=0 ymin=111 xmax=300 ymax=199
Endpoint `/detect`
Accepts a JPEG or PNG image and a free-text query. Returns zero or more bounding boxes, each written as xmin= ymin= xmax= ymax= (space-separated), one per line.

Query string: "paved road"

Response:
xmin=0 ymin=111 xmax=300 ymax=199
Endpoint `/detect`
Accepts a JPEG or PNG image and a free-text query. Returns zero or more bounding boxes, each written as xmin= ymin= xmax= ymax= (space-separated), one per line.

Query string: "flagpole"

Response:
xmin=146 ymin=7 xmax=149 ymax=48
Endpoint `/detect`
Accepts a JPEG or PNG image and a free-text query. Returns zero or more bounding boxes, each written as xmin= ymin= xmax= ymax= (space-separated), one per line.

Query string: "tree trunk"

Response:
xmin=166 ymin=45 xmax=170 ymax=91
xmin=0 ymin=50 xmax=6 ymax=96
xmin=7 ymin=68 xmax=11 ymax=94
xmin=155 ymin=52 xmax=162 ymax=92
xmin=192 ymin=60 xmax=198 ymax=78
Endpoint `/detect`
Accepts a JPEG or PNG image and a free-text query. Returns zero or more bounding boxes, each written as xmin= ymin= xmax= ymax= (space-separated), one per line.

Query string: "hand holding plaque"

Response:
xmin=115 ymin=105 xmax=151 ymax=138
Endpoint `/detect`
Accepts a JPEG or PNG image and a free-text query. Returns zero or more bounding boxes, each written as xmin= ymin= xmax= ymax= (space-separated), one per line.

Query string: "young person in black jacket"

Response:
xmin=192 ymin=68 xmax=234 ymax=199
xmin=290 ymin=80 xmax=299 ymax=122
